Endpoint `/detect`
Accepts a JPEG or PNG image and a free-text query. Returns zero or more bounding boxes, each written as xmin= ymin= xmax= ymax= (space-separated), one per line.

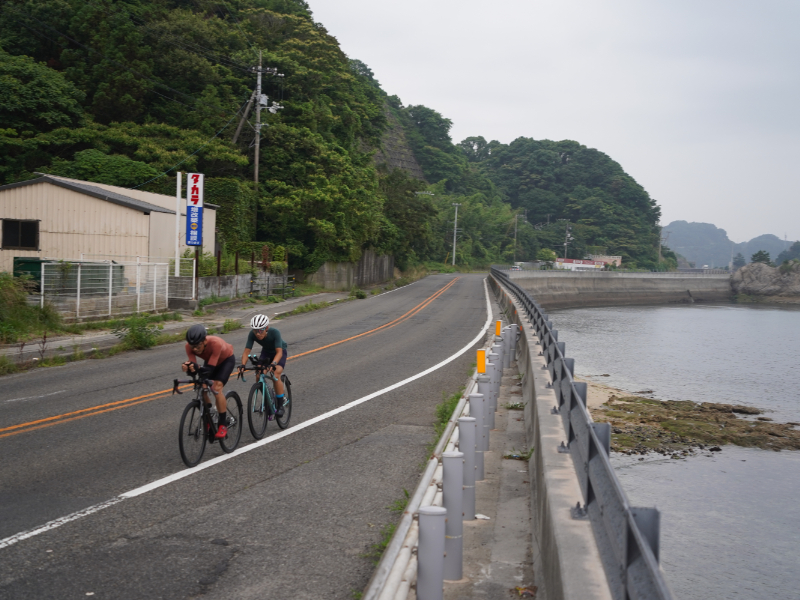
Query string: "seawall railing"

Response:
xmin=491 ymin=267 xmax=674 ymax=600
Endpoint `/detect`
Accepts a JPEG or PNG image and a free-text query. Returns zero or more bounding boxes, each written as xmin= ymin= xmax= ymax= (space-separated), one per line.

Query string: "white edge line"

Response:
xmin=5 ymin=390 xmax=66 ymax=404
xmin=0 ymin=278 xmax=492 ymax=550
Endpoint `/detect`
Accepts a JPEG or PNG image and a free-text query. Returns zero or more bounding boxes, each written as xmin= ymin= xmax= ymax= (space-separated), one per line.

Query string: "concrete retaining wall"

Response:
xmin=306 ymin=249 xmax=394 ymax=290
xmin=491 ymin=277 xmax=613 ymax=600
xmin=508 ymin=271 xmax=731 ymax=309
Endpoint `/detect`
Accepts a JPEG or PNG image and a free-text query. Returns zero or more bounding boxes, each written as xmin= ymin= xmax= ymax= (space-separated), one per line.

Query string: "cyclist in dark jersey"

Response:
xmin=240 ymin=314 xmax=288 ymax=416
xmin=182 ymin=324 xmax=236 ymax=438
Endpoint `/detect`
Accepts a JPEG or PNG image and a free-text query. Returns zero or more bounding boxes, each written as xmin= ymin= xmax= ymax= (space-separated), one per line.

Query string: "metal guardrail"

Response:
xmin=490 ymin=267 xmax=674 ymax=600
xmin=497 ymin=266 xmax=729 ymax=278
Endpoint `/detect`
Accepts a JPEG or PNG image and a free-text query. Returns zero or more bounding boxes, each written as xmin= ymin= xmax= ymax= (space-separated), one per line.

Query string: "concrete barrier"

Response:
xmin=507 ymin=270 xmax=731 ymax=309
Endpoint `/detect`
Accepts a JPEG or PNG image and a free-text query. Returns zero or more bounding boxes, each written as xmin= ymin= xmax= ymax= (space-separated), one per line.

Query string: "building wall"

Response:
xmin=45 ymin=176 xmax=216 ymax=260
xmin=305 ymin=249 xmax=394 ymax=289
xmin=0 ymin=182 xmax=150 ymax=272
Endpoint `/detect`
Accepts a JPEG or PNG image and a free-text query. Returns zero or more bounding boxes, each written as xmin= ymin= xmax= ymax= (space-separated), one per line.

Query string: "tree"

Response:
xmin=750 ymin=250 xmax=771 ymax=264
xmin=776 ymin=241 xmax=800 ymax=265
xmin=537 ymin=248 xmax=557 ymax=264
xmin=733 ymin=253 xmax=746 ymax=269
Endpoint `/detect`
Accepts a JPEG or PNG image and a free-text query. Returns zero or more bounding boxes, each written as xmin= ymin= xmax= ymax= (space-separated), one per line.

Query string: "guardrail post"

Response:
xmin=510 ymin=324 xmax=519 ymax=362
xmin=477 ymin=374 xmax=494 ymax=429
xmin=418 ymin=506 xmax=447 ymax=600
xmin=458 ymin=417 xmax=476 ymax=520
xmin=470 ymin=393 xmax=486 ymax=481
xmin=76 ymin=262 xmax=82 ymax=319
xmin=442 ymin=451 xmax=464 ymax=581
xmin=502 ymin=326 xmax=512 ymax=368
xmin=488 ymin=352 xmax=501 ymax=411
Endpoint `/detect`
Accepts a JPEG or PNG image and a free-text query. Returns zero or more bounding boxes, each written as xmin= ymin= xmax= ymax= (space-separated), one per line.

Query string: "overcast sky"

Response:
xmin=309 ymin=0 xmax=800 ymax=244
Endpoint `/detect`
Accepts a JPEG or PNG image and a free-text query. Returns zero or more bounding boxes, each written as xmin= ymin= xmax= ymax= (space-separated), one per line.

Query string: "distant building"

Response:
xmin=0 ymin=175 xmax=217 ymax=273
xmin=587 ymin=254 xmax=622 ymax=267
xmin=555 ymin=258 xmax=606 ymax=271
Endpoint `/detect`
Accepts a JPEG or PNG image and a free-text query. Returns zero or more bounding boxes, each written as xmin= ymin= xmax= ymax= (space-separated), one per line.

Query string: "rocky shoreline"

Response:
xmin=731 ymin=261 xmax=800 ymax=303
xmin=584 ymin=380 xmax=800 ymax=457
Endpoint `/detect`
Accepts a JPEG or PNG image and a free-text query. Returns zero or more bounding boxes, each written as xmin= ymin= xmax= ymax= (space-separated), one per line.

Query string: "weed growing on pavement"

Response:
xmin=388 ymin=489 xmax=410 ymax=514
xmin=281 ymin=299 xmax=332 ymax=318
xmin=222 ymin=319 xmax=241 ymax=333
xmin=0 ymin=355 xmax=19 ymax=375
xmin=199 ymin=295 xmax=231 ymax=308
xmin=349 ymin=286 xmax=367 ymax=299
xmin=434 ymin=388 xmax=464 ymax=438
xmin=363 ymin=522 xmax=397 ymax=566
xmin=113 ymin=316 xmax=160 ymax=350
xmin=506 ymin=401 xmax=525 ymax=410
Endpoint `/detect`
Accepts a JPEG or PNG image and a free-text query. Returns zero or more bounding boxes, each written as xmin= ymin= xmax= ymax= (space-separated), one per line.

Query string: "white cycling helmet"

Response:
xmin=250 ymin=314 xmax=270 ymax=329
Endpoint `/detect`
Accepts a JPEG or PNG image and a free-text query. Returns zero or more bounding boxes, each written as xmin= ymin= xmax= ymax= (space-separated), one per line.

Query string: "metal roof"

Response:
xmin=0 ymin=176 xmax=175 ymax=215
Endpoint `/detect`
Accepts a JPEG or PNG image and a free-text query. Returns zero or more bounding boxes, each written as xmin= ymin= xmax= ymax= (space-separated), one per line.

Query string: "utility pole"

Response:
xmin=513 ymin=210 xmax=526 ymax=263
xmin=231 ymin=90 xmax=256 ymax=144
xmin=563 ymin=221 xmax=573 ymax=259
xmin=246 ymin=50 xmax=284 ymax=236
xmin=452 ymin=203 xmax=461 ymax=266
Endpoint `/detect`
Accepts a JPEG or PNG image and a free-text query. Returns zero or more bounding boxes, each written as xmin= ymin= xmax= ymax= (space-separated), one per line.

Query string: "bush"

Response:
xmin=0 ymin=272 xmax=62 ymax=342
xmin=112 ymin=315 xmax=160 ymax=349
xmin=350 ymin=287 xmax=367 ymax=299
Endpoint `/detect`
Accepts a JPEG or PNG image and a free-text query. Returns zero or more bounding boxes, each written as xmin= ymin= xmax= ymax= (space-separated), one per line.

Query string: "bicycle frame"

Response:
xmin=173 ymin=375 xmax=221 ymax=438
xmin=237 ymin=355 xmax=281 ymax=420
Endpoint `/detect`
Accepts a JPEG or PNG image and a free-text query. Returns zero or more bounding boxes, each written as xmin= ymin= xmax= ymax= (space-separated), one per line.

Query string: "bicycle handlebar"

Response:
xmin=172 ymin=375 xmax=213 ymax=395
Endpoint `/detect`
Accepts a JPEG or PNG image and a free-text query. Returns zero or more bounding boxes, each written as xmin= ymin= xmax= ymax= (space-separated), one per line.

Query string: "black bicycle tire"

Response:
xmin=219 ymin=391 xmax=243 ymax=453
xmin=276 ymin=376 xmax=292 ymax=429
xmin=247 ymin=381 xmax=269 ymax=440
xmin=179 ymin=400 xmax=206 ymax=467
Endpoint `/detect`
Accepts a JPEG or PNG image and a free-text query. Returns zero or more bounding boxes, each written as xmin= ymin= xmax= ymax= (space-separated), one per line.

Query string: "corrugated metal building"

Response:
xmin=0 ymin=175 xmax=216 ymax=272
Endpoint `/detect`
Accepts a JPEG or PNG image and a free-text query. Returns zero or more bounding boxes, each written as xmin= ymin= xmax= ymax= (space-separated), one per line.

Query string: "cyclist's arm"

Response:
xmin=241 ymin=346 xmax=252 ymax=367
xmin=272 ymin=347 xmax=283 ymax=366
xmin=184 ymin=344 xmax=198 ymax=365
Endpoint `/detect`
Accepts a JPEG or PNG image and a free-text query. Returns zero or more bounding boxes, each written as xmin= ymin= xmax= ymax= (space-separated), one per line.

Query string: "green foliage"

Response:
xmin=0 ymin=48 xmax=85 ymax=136
xmin=222 ymin=318 xmax=241 ymax=333
xmin=537 ymin=248 xmax=557 ymax=263
xmin=778 ymin=259 xmax=800 ymax=275
xmin=45 ymin=149 xmax=159 ymax=188
xmin=434 ymin=389 xmax=463 ymax=438
xmin=112 ymin=315 xmax=160 ymax=349
xmin=349 ymin=287 xmax=367 ymax=299
xmin=733 ymin=253 xmax=746 ymax=269
xmin=776 ymin=241 xmax=800 ymax=266
xmin=750 ymin=250 xmax=771 ymax=264
xmin=0 ymin=272 xmax=62 ymax=342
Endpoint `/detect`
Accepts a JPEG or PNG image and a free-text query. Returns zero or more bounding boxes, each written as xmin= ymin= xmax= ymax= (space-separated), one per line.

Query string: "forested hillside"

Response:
xmin=0 ymin=0 xmax=669 ymax=270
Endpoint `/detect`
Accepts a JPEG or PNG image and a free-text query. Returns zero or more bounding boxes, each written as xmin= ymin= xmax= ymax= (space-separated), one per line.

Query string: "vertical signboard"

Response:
xmin=186 ymin=173 xmax=204 ymax=246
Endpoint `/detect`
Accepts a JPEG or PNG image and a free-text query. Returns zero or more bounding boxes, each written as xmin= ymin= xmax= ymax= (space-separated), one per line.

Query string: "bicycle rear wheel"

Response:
xmin=179 ymin=400 xmax=206 ymax=467
xmin=219 ymin=391 xmax=243 ymax=453
xmin=276 ymin=376 xmax=292 ymax=429
xmin=247 ymin=382 xmax=269 ymax=440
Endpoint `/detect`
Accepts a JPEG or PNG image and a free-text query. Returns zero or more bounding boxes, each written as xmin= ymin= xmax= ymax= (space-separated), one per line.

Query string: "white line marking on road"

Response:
xmin=4 ymin=390 xmax=66 ymax=404
xmin=0 ymin=279 xmax=492 ymax=551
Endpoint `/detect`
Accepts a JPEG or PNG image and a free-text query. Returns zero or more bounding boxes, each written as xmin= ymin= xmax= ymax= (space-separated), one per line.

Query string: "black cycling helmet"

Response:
xmin=186 ymin=324 xmax=207 ymax=346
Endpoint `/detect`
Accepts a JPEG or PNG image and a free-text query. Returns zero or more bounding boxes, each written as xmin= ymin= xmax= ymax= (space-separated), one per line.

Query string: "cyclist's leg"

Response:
xmin=272 ymin=350 xmax=288 ymax=396
xmin=208 ymin=356 xmax=236 ymax=434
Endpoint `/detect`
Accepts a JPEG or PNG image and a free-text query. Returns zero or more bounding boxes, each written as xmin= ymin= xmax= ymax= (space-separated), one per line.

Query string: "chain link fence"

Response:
xmin=41 ymin=260 xmax=169 ymax=320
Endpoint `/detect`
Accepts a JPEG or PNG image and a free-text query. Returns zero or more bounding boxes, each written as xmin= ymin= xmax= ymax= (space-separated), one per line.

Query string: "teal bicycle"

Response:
xmin=237 ymin=355 xmax=293 ymax=439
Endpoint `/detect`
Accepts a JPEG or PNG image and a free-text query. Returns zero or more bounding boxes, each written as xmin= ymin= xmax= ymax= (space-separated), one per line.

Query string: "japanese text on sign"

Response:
xmin=186 ymin=173 xmax=204 ymax=246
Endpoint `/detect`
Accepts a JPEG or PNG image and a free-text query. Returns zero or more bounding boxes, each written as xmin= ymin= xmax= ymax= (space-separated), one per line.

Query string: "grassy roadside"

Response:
xmin=0 ymin=317 xmax=242 ymax=377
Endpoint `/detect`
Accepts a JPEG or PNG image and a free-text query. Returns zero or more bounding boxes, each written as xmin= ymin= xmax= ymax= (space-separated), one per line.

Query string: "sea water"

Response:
xmin=551 ymin=303 xmax=800 ymax=600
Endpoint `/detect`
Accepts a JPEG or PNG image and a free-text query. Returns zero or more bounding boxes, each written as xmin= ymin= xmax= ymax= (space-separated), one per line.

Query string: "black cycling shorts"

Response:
xmin=207 ymin=355 xmax=236 ymax=385
xmin=258 ymin=348 xmax=288 ymax=369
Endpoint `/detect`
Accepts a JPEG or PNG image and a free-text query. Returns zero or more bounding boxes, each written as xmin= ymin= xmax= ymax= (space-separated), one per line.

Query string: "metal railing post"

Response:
xmin=76 ymin=263 xmax=81 ymax=319
xmin=502 ymin=326 xmax=512 ymax=368
xmin=442 ymin=451 xmax=464 ymax=581
xmin=153 ymin=264 xmax=157 ymax=311
xmin=458 ymin=417 xmax=476 ymax=520
xmin=417 ymin=506 xmax=447 ymax=600
xmin=470 ymin=393 xmax=485 ymax=481
xmin=40 ymin=264 xmax=45 ymax=308
xmin=488 ymin=351 xmax=501 ymax=411
xmin=108 ymin=262 xmax=113 ymax=317
xmin=476 ymin=374 xmax=494 ymax=429
xmin=136 ymin=259 xmax=141 ymax=313
xmin=510 ymin=323 xmax=519 ymax=362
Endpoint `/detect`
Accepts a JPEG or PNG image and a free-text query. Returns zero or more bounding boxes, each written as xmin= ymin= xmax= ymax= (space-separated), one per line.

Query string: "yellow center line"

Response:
xmin=1 ymin=277 xmax=461 ymax=438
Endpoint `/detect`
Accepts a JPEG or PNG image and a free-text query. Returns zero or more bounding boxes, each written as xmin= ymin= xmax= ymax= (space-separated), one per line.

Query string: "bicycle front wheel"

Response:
xmin=276 ymin=377 xmax=292 ymax=429
xmin=247 ymin=382 xmax=269 ymax=440
xmin=179 ymin=400 xmax=207 ymax=467
xmin=219 ymin=391 xmax=243 ymax=453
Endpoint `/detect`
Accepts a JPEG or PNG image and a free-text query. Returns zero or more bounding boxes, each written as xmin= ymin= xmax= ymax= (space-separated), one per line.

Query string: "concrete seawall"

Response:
xmin=508 ymin=271 xmax=732 ymax=309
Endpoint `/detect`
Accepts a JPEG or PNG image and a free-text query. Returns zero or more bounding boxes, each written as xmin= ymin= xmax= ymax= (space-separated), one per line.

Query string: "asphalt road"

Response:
xmin=0 ymin=273 xmax=494 ymax=599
